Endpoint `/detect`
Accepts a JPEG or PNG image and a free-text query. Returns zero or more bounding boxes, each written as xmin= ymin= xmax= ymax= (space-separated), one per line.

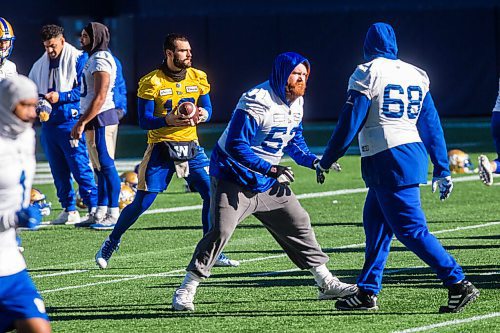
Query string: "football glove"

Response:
xmin=16 ymin=206 xmax=42 ymax=230
xmin=267 ymin=165 xmax=295 ymax=185
xmin=314 ymin=160 xmax=341 ymax=184
xmin=431 ymin=176 xmax=453 ymax=201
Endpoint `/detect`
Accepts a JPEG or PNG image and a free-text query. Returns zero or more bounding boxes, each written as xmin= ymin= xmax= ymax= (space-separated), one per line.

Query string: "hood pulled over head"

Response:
xmin=0 ymin=75 xmax=37 ymax=138
xmin=83 ymin=22 xmax=110 ymax=55
xmin=363 ymin=22 xmax=398 ymax=62
xmin=269 ymin=52 xmax=310 ymax=105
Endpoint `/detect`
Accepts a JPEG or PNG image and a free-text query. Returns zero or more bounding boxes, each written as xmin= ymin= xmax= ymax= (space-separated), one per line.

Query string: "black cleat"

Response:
xmin=335 ymin=290 xmax=379 ymax=311
xmin=439 ymin=280 xmax=480 ymax=313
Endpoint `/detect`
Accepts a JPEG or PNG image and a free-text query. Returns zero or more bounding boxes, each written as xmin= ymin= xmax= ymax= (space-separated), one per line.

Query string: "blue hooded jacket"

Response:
xmin=363 ymin=22 xmax=398 ymax=62
xmin=320 ymin=22 xmax=450 ymax=188
xmin=210 ymin=52 xmax=317 ymax=192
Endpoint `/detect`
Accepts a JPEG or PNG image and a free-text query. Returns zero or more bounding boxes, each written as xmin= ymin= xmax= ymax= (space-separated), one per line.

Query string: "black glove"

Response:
xmin=267 ymin=165 xmax=295 ymax=185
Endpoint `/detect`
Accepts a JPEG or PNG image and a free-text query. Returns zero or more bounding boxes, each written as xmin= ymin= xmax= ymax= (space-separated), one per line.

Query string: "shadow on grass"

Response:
xmin=47 ymin=304 xmax=432 ymax=321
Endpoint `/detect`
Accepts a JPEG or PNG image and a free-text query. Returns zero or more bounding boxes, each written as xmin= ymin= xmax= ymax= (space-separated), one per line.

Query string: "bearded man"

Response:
xmin=171 ymin=52 xmax=355 ymax=312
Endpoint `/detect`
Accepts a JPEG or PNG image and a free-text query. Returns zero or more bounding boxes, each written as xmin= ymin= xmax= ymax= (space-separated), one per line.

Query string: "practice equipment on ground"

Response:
xmin=448 ymin=149 xmax=476 ymax=174
xmin=30 ymin=188 xmax=51 ymax=216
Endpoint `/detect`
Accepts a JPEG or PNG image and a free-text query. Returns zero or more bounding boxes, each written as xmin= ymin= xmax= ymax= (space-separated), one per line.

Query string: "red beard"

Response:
xmin=286 ymin=82 xmax=306 ymax=101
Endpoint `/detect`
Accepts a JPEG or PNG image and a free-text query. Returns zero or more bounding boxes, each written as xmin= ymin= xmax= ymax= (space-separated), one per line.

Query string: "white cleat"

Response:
xmin=318 ymin=277 xmax=358 ymax=300
xmin=478 ymin=155 xmax=493 ymax=186
xmin=172 ymin=288 xmax=196 ymax=311
xmin=214 ymin=253 xmax=240 ymax=267
xmin=44 ymin=210 xmax=81 ymax=225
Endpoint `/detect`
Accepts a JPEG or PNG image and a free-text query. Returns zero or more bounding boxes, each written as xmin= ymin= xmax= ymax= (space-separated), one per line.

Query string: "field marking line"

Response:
xmin=392 ymin=312 xmax=500 ymax=333
xmin=31 ymin=270 xmax=88 ymax=278
xmin=41 ymin=269 xmax=186 ymax=294
xmin=138 ymin=174 xmax=488 ymax=215
xmin=39 ymin=220 xmax=499 ymax=294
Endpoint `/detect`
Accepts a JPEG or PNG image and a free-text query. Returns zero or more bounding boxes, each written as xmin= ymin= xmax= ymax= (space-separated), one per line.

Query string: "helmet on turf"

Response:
xmin=120 ymin=171 xmax=138 ymax=191
xmin=119 ymin=183 xmax=135 ymax=210
xmin=30 ymin=188 xmax=51 ymax=216
xmin=75 ymin=190 xmax=87 ymax=209
xmin=448 ymin=149 xmax=476 ymax=174
xmin=0 ymin=18 xmax=15 ymax=66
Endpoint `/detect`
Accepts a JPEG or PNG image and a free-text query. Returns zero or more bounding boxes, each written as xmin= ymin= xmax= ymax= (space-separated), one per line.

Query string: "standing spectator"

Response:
xmin=29 ymin=24 xmax=98 ymax=224
xmin=72 ymin=22 xmax=121 ymax=228
xmin=0 ymin=17 xmax=17 ymax=81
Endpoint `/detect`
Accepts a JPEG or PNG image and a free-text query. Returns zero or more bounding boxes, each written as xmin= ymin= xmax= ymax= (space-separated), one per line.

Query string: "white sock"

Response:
xmin=309 ymin=264 xmax=334 ymax=286
xmin=108 ymin=207 xmax=120 ymax=218
xmin=96 ymin=206 xmax=107 ymax=218
xmin=89 ymin=207 xmax=97 ymax=214
xmin=180 ymin=271 xmax=203 ymax=290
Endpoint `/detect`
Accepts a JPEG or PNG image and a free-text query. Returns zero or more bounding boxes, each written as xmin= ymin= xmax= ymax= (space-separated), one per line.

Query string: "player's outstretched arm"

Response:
xmin=317 ymin=90 xmax=370 ymax=184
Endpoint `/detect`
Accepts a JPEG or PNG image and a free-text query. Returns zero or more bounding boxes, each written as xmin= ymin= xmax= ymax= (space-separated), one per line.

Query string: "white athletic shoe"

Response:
xmin=318 ymin=277 xmax=358 ymax=300
xmin=90 ymin=215 xmax=118 ymax=230
xmin=172 ymin=287 xmax=196 ymax=311
xmin=214 ymin=253 xmax=240 ymax=267
xmin=45 ymin=210 xmax=81 ymax=225
xmin=478 ymin=155 xmax=493 ymax=186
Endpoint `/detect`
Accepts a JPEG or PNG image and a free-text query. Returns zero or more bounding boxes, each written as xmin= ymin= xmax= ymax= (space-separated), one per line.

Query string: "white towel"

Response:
xmin=29 ymin=42 xmax=82 ymax=94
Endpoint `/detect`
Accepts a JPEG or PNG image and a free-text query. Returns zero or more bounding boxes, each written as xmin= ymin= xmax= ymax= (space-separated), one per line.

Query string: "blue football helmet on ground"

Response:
xmin=30 ymin=188 xmax=52 ymax=216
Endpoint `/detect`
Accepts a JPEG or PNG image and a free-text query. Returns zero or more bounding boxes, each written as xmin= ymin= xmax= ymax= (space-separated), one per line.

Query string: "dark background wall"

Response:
xmin=4 ymin=0 xmax=500 ymax=123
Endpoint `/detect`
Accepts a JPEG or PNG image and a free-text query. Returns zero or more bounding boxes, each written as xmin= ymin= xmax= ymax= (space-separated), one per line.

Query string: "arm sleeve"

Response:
xmin=224 ymin=109 xmax=272 ymax=175
xmin=197 ymin=93 xmax=212 ymax=122
xmin=113 ymin=57 xmax=128 ymax=113
xmin=320 ymin=90 xmax=371 ymax=169
xmin=137 ymin=97 xmax=167 ymax=130
xmin=416 ymin=92 xmax=450 ymax=178
xmin=283 ymin=122 xmax=317 ymax=169
xmin=58 ymin=53 xmax=86 ymax=103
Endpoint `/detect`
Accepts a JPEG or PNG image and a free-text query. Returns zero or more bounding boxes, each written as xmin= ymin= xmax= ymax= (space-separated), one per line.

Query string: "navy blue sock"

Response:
xmin=101 ymin=165 xmax=121 ymax=208
xmin=110 ymin=190 xmax=157 ymax=241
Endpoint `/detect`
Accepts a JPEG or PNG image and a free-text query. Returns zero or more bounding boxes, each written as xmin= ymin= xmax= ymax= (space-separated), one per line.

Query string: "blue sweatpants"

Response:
xmin=0 ymin=270 xmax=49 ymax=332
xmin=357 ymin=185 xmax=464 ymax=295
xmin=110 ymin=145 xmax=211 ymax=241
xmin=41 ymin=123 xmax=97 ymax=211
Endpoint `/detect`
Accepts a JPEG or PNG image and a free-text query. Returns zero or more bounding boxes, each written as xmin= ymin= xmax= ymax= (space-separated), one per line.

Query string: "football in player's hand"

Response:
xmin=177 ymin=101 xmax=199 ymax=125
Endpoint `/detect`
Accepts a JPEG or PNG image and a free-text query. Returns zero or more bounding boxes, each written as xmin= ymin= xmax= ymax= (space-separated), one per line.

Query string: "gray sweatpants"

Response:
xmin=187 ymin=177 xmax=330 ymax=278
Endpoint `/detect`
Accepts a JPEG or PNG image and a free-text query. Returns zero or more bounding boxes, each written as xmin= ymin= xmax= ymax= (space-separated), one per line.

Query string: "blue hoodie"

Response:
xmin=269 ymin=52 xmax=310 ymax=105
xmin=210 ymin=52 xmax=317 ymax=192
xmin=320 ymin=22 xmax=450 ymax=188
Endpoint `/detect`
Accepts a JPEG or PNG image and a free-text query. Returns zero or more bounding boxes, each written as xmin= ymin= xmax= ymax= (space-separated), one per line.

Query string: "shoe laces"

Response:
xmin=102 ymin=238 xmax=120 ymax=260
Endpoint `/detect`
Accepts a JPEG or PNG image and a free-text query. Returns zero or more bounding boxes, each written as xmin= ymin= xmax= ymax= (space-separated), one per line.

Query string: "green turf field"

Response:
xmin=23 ymin=134 xmax=500 ymax=332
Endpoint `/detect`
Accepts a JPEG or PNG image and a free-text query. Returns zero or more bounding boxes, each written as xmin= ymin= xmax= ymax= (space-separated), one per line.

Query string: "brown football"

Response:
xmin=177 ymin=102 xmax=197 ymax=118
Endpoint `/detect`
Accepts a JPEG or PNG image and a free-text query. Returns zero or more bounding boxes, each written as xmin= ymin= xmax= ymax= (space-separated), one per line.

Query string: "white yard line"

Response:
xmin=41 ymin=269 xmax=186 ymax=294
xmin=31 ymin=270 xmax=88 ymax=278
xmin=392 ymin=312 xmax=500 ymax=333
xmin=38 ymin=220 xmax=499 ymax=294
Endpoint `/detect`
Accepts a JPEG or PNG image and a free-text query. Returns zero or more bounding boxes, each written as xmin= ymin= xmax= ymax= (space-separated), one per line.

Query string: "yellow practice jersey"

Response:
xmin=137 ymin=67 xmax=210 ymax=143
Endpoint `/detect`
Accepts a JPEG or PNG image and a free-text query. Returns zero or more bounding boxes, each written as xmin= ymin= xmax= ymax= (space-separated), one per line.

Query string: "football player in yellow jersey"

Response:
xmin=95 ymin=33 xmax=239 ymax=269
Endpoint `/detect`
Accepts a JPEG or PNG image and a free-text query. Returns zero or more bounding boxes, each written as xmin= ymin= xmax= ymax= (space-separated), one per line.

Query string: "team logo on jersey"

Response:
xmin=361 ymin=145 xmax=369 ymax=152
xmin=273 ymin=114 xmax=286 ymax=123
xmin=159 ymin=88 xmax=173 ymax=96
xmin=185 ymin=86 xmax=199 ymax=93
xmin=71 ymin=109 xmax=79 ymax=117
